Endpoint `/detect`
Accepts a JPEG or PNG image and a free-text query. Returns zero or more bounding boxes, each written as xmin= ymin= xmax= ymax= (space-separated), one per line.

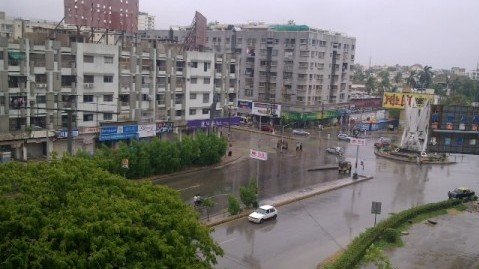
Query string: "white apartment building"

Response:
xmin=138 ymin=12 xmax=155 ymax=31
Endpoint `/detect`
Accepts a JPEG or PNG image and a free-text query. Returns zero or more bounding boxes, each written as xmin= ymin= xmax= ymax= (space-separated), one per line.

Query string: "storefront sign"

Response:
xmin=187 ymin=117 xmax=241 ymax=129
xmin=156 ymin=122 xmax=174 ymax=134
xmin=282 ymin=110 xmax=340 ymax=121
xmin=79 ymin=127 xmax=100 ymax=134
xmin=252 ymin=102 xmax=281 ymax=117
xmin=237 ymin=99 xmax=253 ymax=114
xmin=382 ymin=92 xmax=434 ymax=109
xmin=138 ymin=124 xmax=156 ymax=138
xmin=56 ymin=129 xmax=79 ymax=138
xmin=99 ymin=125 xmax=138 ymax=141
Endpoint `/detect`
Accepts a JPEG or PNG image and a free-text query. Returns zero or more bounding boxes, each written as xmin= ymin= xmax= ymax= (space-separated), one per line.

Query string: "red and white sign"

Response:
xmin=350 ymin=138 xmax=367 ymax=146
xmin=250 ymin=149 xmax=268 ymax=161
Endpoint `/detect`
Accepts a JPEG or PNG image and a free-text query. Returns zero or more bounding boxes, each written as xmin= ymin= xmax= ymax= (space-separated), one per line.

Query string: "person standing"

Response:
xmin=360 ymin=160 xmax=364 ymax=170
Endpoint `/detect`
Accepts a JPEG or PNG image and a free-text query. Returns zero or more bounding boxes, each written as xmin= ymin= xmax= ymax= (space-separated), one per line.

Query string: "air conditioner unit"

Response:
xmin=84 ymin=83 xmax=94 ymax=89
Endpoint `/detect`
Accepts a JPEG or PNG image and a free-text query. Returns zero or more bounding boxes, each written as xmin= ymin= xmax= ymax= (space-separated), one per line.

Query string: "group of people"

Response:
xmin=296 ymin=142 xmax=303 ymax=152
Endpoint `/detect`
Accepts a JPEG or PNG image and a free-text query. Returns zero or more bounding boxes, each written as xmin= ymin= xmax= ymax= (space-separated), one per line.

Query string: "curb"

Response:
xmin=204 ymin=175 xmax=374 ymax=227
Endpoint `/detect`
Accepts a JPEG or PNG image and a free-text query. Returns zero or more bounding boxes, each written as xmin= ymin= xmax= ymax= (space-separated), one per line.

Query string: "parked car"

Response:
xmin=292 ymin=129 xmax=310 ymax=136
xmin=260 ymin=125 xmax=274 ymax=132
xmin=448 ymin=187 xmax=475 ymax=199
xmin=326 ymin=146 xmax=343 ymax=155
xmin=248 ymin=205 xmax=278 ymax=223
xmin=337 ymin=133 xmax=351 ymax=141
xmin=374 ymin=137 xmax=392 ymax=148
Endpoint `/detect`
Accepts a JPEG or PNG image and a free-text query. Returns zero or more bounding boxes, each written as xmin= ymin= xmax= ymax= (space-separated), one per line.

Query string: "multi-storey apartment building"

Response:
xmin=142 ymin=22 xmax=356 ymax=122
xmin=0 ymin=33 xmax=236 ymax=160
xmin=138 ymin=12 xmax=155 ymax=31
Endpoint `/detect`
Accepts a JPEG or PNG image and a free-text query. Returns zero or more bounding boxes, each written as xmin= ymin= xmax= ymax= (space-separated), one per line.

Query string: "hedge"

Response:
xmin=324 ymin=199 xmax=462 ymax=269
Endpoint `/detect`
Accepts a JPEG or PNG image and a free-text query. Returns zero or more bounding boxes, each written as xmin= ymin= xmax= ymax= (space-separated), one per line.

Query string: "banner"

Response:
xmin=138 ymin=124 xmax=156 ymax=138
xmin=187 ymin=117 xmax=241 ymax=129
xmin=382 ymin=92 xmax=434 ymax=109
xmin=156 ymin=122 xmax=174 ymax=134
xmin=250 ymin=149 xmax=268 ymax=161
xmin=282 ymin=110 xmax=340 ymax=121
xmin=349 ymin=138 xmax=366 ymax=146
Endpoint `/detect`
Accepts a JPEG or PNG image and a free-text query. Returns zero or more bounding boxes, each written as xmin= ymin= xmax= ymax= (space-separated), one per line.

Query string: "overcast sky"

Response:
xmin=2 ymin=0 xmax=479 ymax=70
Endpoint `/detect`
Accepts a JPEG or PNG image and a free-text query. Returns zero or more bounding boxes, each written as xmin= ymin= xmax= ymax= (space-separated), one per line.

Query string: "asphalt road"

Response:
xmin=154 ymin=129 xmax=348 ymax=216
xmin=212 ymin=142 xmax=479 ymax=269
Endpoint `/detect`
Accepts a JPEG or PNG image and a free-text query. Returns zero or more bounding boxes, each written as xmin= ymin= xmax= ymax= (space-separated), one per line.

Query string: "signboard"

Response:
xmin=252 ymin=102 xmax=281 ymax=117
xmin=250 ymin=149 xmax=268 ymax=161
xmin=371 ymin=201 xmax=382 ymax=214
xmin=99 ymin=125 xmax=138 ymax=141
xmin=237 ymin=99 xmax=253 ymax=114
xmin=350 ymin=98 xmax=382 ymax=109
xmin=282 ymin=110 xmax=341 ymax=121
xmin=382 ymin=92 xmax=434 ymax=109
xmin=156 ymin=122 xmax=174 ymax=134
xmin=79 ymin=127 xmax=99 ymax=134
xmin=350 ymin=138 xmax=366 ymax=146
xmin=56 ymin=129 xmax=79 ymax=138
xmin=138 ymin=124 xmax=156 ymax=138
xmin=187 ymin=117 xmax=241 ymax=129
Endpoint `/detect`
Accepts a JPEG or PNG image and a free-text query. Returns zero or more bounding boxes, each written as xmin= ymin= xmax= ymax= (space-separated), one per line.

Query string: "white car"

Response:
xmin=248 ymin=205 xmax=278 ymax=223
xmin=337 ymin=133 xmax=351 ymax=141
xmin=292 ymin=129 xmax=311 ymax=136
xmin=326 ymin=146 xmax=343 ymax=155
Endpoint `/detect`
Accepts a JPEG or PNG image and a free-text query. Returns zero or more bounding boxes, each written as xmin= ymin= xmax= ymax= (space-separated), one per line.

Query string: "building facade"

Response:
xmin=138 ymin=12 xmax=155 ymax=31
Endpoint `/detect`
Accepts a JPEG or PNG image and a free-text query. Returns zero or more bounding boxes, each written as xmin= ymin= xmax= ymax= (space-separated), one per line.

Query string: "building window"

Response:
xmin=245 ymin=89 xmax=253 ymax=97
xmin=103 ymin=94 xmax=113 ymax=102
xmin=104 ymin=56 xmax=113 ymax=64
xmin=83 ymin=95 xmax=94 ymax=103
xmin=191 ymin=77 xmax=197 ymax=84
xmin=103 ymin=113 xmax=113 ymax=120
xmin=83 ymin=113 xmax=94 ymax=121
xmin=203 ymin=93 xmax=209 ymax=103
xmin=103 ymin=75 xmax=113 ymax=83
xmin=83 ymin=55 xmax=94 ymax=63
xmin=203 ymin=78 xmax=210 ymax=84
xmin=202 ymin=108 xmax=209 ymax=115
xmin=191 ymin=61 xmax=198 ymax=68
xmin=175 ymin=110 xmax=182 ymax=116
xmin=204 ymin=62 xmax=210 ymax=72
xmin=36 ymin=95 xmax=46 ymax=104
xmin=189 ymin=109 xmax=196 ymax=115
xmin=190 ymin=93 xmax=197 ymax=99
xmin=84 ymin=75 xmax=94 ymax=83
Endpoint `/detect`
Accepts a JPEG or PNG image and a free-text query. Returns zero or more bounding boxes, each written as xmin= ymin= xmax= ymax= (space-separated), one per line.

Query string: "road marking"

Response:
xmin=177 ymin=184 xmax=200 ymax=192
xmin=219 ymin=237 xmax=237 ymax=245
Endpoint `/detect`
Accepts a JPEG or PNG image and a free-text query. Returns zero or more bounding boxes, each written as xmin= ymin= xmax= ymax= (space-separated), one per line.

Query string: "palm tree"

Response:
xmin=378 ymin=70 xmax=391 ymax=95
xmin=406 ymin=70 xmax=417 ymax=89
xmin=418 ymin=65 xmax=433 ymax=90
xmin=365 ymin=76 xmax=377 ymax=95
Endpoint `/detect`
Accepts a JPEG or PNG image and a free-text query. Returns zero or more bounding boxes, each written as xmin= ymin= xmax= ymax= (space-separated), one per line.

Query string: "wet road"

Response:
xmin=154 ymin=129 xmax=348 ymax=215
xmin=213 ymin=140 xmax=479 ymax=269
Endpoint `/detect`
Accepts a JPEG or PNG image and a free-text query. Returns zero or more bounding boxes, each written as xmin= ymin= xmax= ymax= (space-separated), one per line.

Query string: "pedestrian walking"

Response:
xmin=296 ymin=142 xmax=300 ymax=152
xmin=299 ymin=142 xmax=303 ymax=151
xmin=360 ymin=160 xmax=364 ymax=170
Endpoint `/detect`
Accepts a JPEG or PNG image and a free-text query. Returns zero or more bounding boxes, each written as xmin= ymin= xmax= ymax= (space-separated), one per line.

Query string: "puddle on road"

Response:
xmin=384 ymin=208 xmax=479 ymax=269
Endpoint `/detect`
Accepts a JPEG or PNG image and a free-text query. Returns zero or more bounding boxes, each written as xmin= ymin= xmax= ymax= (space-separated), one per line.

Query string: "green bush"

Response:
xmin=240 ymin=181 xmax=257 ymax=208
xmin=228 ymin=195 xmax=241 ymax=215
xmin=382 ymin=228 xmax=400 ymax=244
xmin=325 ymin=199 xmax=462 ymax=269
xmin=84 ymin=134 xmax=227 ymax=179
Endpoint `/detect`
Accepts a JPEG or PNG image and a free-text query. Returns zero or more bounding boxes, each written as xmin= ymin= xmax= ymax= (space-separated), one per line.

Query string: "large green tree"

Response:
xmin=365 ymin=76 xmax=377 ymax=94
xmin=0 ymin=157 xmax=223 ymax=268
xmin=418 ymin=65 xmax=433 ymax=90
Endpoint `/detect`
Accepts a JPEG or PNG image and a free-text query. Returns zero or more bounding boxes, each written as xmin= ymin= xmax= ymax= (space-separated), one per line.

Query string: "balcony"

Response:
xmin=84 ymin=83 xmax=94 ymax=89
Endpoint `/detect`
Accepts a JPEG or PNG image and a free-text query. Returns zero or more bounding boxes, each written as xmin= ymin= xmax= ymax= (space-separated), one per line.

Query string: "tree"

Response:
xmin=418 ymin=65 xmax=433 ymax=90
xmin=378 ymin=71 xmax=391 ymax=95
xmin=440 ymin=94 xmax=471 ymax=106
xmin=393 ymin=72 xmax=402 ymax=85
xmin=240 ymin=181 xmax=258 ymax=208
xmin=365 ymin=76 xmax=377 ymax=95
xmin=352 ymin=64 xmax=366 ymax=83
xmin=0 ymin=157 xmax=223 ymax=268
xmin=406 ymin=70 xmax=417 ymax=89
xmin=202 ymin=198 xmax=215 ymax=221
xmin=227 ymin=195 xmax=241 ymax=215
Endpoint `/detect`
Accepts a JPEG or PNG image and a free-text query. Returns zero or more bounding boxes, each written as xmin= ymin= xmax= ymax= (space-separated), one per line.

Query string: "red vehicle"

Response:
xmin=260 ymin=125 xmax=274 ymax=132
xmin=374 ymin=137 xmax=392 ymax=148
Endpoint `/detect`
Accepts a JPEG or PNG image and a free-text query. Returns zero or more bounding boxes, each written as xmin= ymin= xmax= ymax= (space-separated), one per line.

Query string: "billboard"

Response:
xmin=382 ymin=92 xmax=434 ymax=109
xmin=237 ymin=99 xmax=253 ymax=114
xmin=64 ymin=0 xmax=139 ymax=33
xmin=252 ymin=102 xmax=281 ymax=117
xmin=99 ymin=125 xmax=138 ymax=141
xmin=138 ymin=124 xmax=156 ymax=138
